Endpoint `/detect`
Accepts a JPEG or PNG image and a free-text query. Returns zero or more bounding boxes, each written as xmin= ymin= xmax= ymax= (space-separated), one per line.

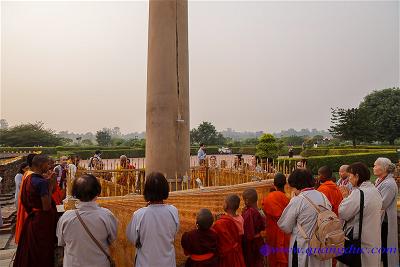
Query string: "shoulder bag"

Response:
xmin=336 ymin=189 xmax=364 ymax=267
xmin=75 ymin=210 xmax=116 ymax=267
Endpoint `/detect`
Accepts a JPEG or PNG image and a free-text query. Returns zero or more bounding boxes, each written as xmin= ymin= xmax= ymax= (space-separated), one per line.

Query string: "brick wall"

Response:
xmin=0 ymin=157 xmax=25 ymax=194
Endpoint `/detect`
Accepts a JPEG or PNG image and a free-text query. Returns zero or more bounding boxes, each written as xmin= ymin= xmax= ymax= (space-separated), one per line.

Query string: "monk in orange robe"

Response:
xmin=317 ymin=166 xmax=343 ymax=215
xmin=262 ymin=173 xmax=290 ymax=267
xmin=181 ymin=209 xmax=219 ymax=267
xmin=212 ymin=194 xmax=245 ymax=267
xmin=242 ymin=189 xmax=265 ymax=267
xmin=15 ymin=153 xmax=37 ymax=244
xmin=14 ymin=155 xmax=57 ymax=267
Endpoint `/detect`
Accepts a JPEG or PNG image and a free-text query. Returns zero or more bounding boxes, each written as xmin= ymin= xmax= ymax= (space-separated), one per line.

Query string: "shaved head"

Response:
xmin=339 ymin=165 xmax=349 ymax=172
xmin=196 ymin=208 xmax=214 ymax=230
xmin=274 ymin=172 xmax=287 ymax=190
xmin=242 ymin=188 xmax=258 ymax=204
xmin=32 ymin=154 xmax=49 ymax=168
xmin=318 ymin=166 xmax=333 ymax=181
xmin=225 ymin=194 xmax=240 ymax=212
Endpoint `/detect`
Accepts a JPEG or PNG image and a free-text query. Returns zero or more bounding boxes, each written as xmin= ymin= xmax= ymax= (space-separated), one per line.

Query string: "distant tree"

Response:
xmin=329 ymin=108 xmax=371 ymax=147
xmin=190 ymin=122 xmax=226 ymax=145
xmin=110 ymin=127 xmax=122 ymax=137
xmin=241 ymin=138 xmax=259 ymax=146
xmin=359 ymin=87 xmax=400 ymax=145
xmin=124 ymin=138 xmax=146 ymax=148
xmin=96 ymin=130 xmax=112 ymax=146
xmin=81 ymin=139 xmax=94 ymax=146
xmin=279 ymin=135 xmax=306 ymax=146
xmin=111 ymin=137 xmax=125 ymax=146
xmin=0 ymin=122 xmax=64 ymax=146
xmin=0 ymin=119 xmax=8 ymax=129
xmin=256 ymin=133 xmax=281 ymax=159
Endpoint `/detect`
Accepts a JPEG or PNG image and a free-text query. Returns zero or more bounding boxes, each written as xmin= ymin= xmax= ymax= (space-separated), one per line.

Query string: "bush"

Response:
xmin=301 ymin=148 xmax=397 ymax=157
xmin=278 ymin=151 xmax=398 ymax=174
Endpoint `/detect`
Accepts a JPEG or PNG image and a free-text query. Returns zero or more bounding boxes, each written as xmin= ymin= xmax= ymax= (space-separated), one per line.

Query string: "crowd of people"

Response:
xmin=10 ymin=152 xmax=400 ymax=267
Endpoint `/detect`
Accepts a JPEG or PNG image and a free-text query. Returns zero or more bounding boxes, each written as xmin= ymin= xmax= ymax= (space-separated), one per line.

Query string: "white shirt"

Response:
xmin=278 ymin=189 xmax=332 ymax=267
xmin=14 ymin=173 xmax=23 ymax=208
xmin=57 ymin=201 xmax=118 ymax=267
xmin=197 ymin=148 xmax=206 ymax=161
xmin=126 ymin=204 xmax=179 ymax=267
xmin=338 ymin=181 xmax=383 ymax=267
xmin=68 ymin=164 xmax=77 ymax=180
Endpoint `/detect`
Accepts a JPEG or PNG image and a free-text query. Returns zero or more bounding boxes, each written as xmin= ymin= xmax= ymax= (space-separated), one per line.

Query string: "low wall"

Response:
xmin=95 ymin=180 xmax=277 ymax=267
xmin=0 ymin=156 xmax=25 ymax=194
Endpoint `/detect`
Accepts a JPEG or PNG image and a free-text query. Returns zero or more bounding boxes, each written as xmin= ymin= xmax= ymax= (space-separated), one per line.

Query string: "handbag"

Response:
xmin=75 ymin=210 xmax=116 ymax=267
xmin=336 ymin=189 xmax=364 ymax=267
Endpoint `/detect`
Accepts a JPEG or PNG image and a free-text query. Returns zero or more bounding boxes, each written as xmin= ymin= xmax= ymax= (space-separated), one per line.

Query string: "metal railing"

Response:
xmin=69 ymin=158 xmax=305 ymax=197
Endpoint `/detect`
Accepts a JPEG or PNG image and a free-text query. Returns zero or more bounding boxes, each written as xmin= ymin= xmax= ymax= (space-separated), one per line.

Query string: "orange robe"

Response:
xmin=15 ymin=171 xmax=33 ymax=244
xmin=262 ymin=191 xmax=290 ymax=267
xmin=212 ymin=215 xmax=245 ymax=267
xmin=317 ymin=180 xmax=343 ymax=215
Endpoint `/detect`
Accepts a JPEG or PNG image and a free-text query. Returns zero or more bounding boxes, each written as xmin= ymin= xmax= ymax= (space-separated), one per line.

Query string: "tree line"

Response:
xmin=330 ymin=87 xmax=400 ymax=146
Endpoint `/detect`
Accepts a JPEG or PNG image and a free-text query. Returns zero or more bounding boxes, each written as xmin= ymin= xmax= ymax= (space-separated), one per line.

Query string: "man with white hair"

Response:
xmin=373 ymin=157 xmax=398 ymax=267
xmin=337 ymin=165 xmax=352 ymax=190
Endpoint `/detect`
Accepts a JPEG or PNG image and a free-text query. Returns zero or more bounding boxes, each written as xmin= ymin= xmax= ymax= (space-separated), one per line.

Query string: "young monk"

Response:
xmin=14 ymin=154 xmax=57 ymax=267
xmin=262 ymin=172 xmax=290 ymax=267
xmin=242 ymin=189 xmax=265 ymax=267
xmin=181 ymin=208 xmax=219 ymax=267
xmin=212 ymin=194 xmax=245 ymax=267
xmin=317 ymin=166 xmax=343 ymax=215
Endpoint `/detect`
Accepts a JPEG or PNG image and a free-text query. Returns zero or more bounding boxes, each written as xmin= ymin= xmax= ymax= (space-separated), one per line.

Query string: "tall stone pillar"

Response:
xmin=145 ymin=0 xmax=190 ymax=182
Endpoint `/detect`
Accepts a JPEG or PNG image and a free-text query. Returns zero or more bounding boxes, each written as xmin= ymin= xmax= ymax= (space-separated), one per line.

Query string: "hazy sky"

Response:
xmin=1 ymin=0 xmax=399 ymax=134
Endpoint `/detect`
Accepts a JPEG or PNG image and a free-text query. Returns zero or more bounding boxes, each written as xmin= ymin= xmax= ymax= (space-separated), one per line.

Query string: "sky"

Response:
xmin=1 ymin=0 xmax=399 ymax=134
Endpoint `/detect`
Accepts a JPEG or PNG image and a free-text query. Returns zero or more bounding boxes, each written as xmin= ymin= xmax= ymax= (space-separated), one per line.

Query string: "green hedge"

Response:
xmin=278 ymin=151 xmax=398 ymax=174
xmin=301 ymin=148 xmax=396 ymax=157
xmin=59 ymin=149 xmax=146 ymax=159
xmin=309 ymin=145 xmax=399 ymax=150
xmin=1 ymin=145 xmax=259 ymax=159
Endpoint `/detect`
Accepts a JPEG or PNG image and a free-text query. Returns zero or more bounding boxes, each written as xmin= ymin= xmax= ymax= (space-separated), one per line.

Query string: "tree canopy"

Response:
xmin=329 ymin=108 xmax=372 ymax=147
xmin=96 ymin=130 xmax=112 ymax=146
xmin=359 ymin=87 xmax=400 ymax=144
xmin=256 ymin=133 xmax=281 ymax=159
xmin=190 ymin=121 xmax=226 ymax=145
xmin=0 ymin=122 xmax=65 ymax=146
xmin=329 ymin=88 xmax=400 ymax=145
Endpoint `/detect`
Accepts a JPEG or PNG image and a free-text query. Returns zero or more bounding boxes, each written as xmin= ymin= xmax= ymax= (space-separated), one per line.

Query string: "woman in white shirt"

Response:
xmin=338 ymin=162 xmax=383 ymax=267
xmin=126 ymin=172 xmax=179 ymax=267
xmin=278 ymin=168 xmax=332 ymax=267
xmin=373 ymin=157 xmax=398 ymax=267
xmin=57 ymin=174 xmax=117 ymax=267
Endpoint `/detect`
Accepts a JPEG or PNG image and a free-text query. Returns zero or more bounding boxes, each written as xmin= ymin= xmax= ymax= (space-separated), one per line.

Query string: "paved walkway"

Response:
xmin=0 ymin=194 xmax=17 ymax=266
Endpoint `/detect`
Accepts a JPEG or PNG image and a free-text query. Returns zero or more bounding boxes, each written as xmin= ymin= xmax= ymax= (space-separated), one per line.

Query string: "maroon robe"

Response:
xmin=13 ymin=173 xmax=57 ymax=267
xmin=181 ymin=228 xmax=219 ymax=267
xmin=212 ymin=215 xmax=246 ymax=267
xmin=242 ymin=207 xmax=266 ymax=267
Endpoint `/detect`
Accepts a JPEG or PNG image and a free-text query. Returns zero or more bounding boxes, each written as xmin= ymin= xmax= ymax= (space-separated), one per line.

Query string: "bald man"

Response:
xmin=337 ymin=165 xmax=352 ymax=191
xmin=181 ymin=209 xmax=218 ymax=267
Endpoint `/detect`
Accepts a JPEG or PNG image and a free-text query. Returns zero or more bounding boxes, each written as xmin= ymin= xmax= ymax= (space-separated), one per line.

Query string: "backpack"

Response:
xmin=298 ymin=193 xmax=345 ymax=260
